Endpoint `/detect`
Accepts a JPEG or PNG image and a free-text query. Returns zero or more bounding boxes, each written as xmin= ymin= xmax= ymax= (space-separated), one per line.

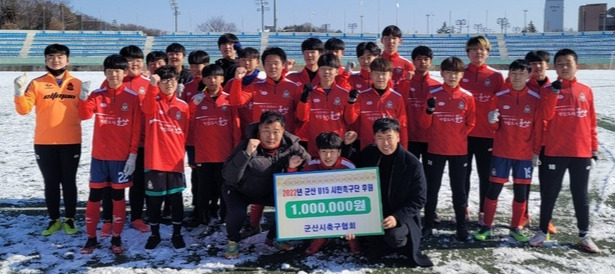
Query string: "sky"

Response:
xmin=67 ymin=0 xmax=606 ymax=34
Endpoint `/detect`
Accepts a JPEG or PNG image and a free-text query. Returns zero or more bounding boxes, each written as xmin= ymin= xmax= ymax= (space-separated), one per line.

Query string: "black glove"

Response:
xmin=592 ymin=151 xmax=599 ymax=161
xmin=300 ymin=83 xmax=313 ymax=103
xmin=348 ymin=89 xmax=359 ymax=104
xmin=551 ymin=80 xmax=561 ymax=93
xmin=426 ymin=97 xmax=436 ymax=115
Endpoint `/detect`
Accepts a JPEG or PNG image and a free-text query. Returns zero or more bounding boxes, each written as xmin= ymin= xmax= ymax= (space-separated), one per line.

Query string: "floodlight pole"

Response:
xmin=169 ymin=0 xmax=179 ymax=32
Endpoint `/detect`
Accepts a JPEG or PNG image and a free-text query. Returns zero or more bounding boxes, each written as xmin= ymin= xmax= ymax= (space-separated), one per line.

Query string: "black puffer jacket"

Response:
xmin=222 ymin=123 xmax=311 ymax=200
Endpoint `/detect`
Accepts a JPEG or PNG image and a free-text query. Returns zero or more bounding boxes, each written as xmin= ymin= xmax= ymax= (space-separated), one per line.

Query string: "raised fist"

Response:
xmin=235 ymin=66 xmax=247 ymax=80
xmin=245 ymin=138 xmax=261 ymax=155
xmin=348 ymin=90 xmax=359 ymax=104
xmin=551 ymin=80 xmax=561 ymax=93
xmin=177 ymin=83 xmax=185 ymax=97
xmin=14 ymin=73 xmax=28 ymax=97
xmin=192 ymin=93 xmax=205 ymax=105
xmin=344 ymin=131 xmax=358 ymax=145
xmin=300 ymin=83 xmax=313 ymax=103
xmin=426 ymin=97 xmax=436 ymax=114
xmin=488 ymin=109 xmax=500 ymax=124
xmin=79 ymin=81 xmax=91 ymax=101
xmin=285 ymin=59 xmax=296 ymax=71
xmin=149 ymin=74 xmax=161 ymax=86
xmin=344 ymin=61 xmax=356 ymax=72
xmin=288 ymin=155 xmax=303 ymax=169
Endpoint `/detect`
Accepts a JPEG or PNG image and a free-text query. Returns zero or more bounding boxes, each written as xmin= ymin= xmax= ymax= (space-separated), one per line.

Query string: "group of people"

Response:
xmin=13 ymin=24 xmax=600 ymax=267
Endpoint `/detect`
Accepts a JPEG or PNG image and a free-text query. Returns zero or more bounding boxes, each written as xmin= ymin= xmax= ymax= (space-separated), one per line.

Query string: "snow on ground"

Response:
xmin=1 ymin=70 xmax=615 ymax=273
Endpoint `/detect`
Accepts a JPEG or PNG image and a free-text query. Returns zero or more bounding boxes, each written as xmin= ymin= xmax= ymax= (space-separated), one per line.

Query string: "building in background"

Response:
xmin=578 ymin=3 xmax=615 ymax=31
xmin=544 ymin=0 xmax=564 ymax=32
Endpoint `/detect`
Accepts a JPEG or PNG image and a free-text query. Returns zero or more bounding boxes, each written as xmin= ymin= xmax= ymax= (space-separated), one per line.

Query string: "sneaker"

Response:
xmin=63 ymin=218 xmax=78 ymax=235
xmin=240 ymin=225 xmax=262 ymax=239
xmin=548 ymin=221 xmax=558 ymax=234
xmin=171 ymin=234 xmax=186 ymax=250
xmin=519 ymin=214 xmax=531 ymax=229
xmin=224 ymin=241 xmax=239 ymax=259
xmin=304 ymin=238 xmax=328 ymax=255
xmin=145 ymin=235 xmax=161 ymax=250
xmin=457 ymin=227 xmax=471 ymax=242
xmin=578 ymin=236 xmax=601 ymax=253
xmin=42 ymin=219 xmax=62 ymax=236
xmin=529 ymin=231 xmax=550 ymax=247
xmin=477 ymin=212 xmax=485 ymax=226
xmin=509 ymin=227 xmax=530 ymax=243
xmin=100 ymin=222 xmax=112 ymax=238
xmin=131 ymin=219 xmax=150 ymax=233
xmin=348 ymin=239 xmax=361 ymax=255
xmin=474 ymin=226 xmax=491 ymax=241
xmin=80 ymin=237 xmax=99 ymax=254
xmin=265 ymin=238 xmax=295 ymax=251
xmin=111 ymin=236 xmax=123 ymax=254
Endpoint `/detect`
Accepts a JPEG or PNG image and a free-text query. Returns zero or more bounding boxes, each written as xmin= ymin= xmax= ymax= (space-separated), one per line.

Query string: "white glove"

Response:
xmin=123 ymin=153 xmax=138 ymax=176
xmin=488 ymin=109 xmax=500 ymax=124
xmin=14 ymin=73 xmax=28 ymax=96
xmin=177 ymin=83 xmax=185 ymax=97
xmin=532 ymin=154 xmax=541 ymax=167
xmin=80 ymin=81 xmax=91 ymax=101
xmin=192 ymin=93 xmax=205 ymax=105
xmin=344 ymin=61 xmax=356 ymax=72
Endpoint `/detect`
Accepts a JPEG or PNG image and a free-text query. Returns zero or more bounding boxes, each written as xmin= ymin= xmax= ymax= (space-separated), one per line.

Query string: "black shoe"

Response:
xmin=456 ymin=227 xmax=471 ymax=242
xmin=145 ymin=235 xmax=161 ymax=250
xmin=421 ymin=226 xmax=433 ymax=239
xmin=171 ymin=234 xmax=185 ymax=250
xmin=80 ymin=237 xmax=99 ymax=254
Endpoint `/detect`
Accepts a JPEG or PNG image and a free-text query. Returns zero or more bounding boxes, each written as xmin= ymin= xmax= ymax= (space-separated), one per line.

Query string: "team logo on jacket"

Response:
xmin=139 ymin=87 xmax=146 ymax=95
xmin=201 ymin=105 xmax=208 ymax=110
xmin=313 ymin=98 xmax=321 ymax=103
xmin=175 ymin=111 xmax=182 ymax=120
xmin=366 ymin=101 xmax=373 ymax=105
xmin=491 ymin=168 xmax=497 ymax=176
xmin=438 ymin=102 xmax=445 ymax=106
xmin=503 ymin=105 xmax=511 ymax=110
xmin=484 ymin=79 xmax=491 ymax=87
xmin=260 ymin=90 xmax=268 ymax=95
xmin=524 ymin=105 xmax=531 ymax=114
xmin=67 ymin=83 xmax=74 ymax=91
xmin=357 ymin=84 xmax=363 ymax=89
xmin=386 ymin=101 xmax=393 ymax=109
xmin=121 ymin=103 xmax=129 ymax=112
xmin=411 ymin=88 xmax=416 ymax=92
xmin=221 ymin=105 xmax=228 ymax=111
xmin=579 ymin=93 xmax=586 ymax=102
xmin=334 ymin=97 xmax=341 ymax=105
xmin=395 ymin=68 xmax=403 ymax=75
xmin=282 ymin=90 xmax=290 ymax=98
xmin=100 ymin=103 xmax=107 ymax=108
xmin=462 ymin=78 xmax=469 ymax=83
xmin=458 ymin=101 xmax=465 ymax=109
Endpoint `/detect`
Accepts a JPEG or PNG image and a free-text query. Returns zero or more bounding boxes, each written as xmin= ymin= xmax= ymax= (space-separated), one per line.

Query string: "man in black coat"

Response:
xmin=221 ymin=111 xmax=310 ymax=259
xmin=345 ymin=117 xmax=433 ymax=267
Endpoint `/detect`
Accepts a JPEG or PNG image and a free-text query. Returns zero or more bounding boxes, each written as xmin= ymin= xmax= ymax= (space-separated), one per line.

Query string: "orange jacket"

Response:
xmin=14 ymin=72 xmax=82 ymax=145
xmin=79 ymin=85 xmax=141 ymax=160
xmin=459 ymin=63 xmax=504 ymax=139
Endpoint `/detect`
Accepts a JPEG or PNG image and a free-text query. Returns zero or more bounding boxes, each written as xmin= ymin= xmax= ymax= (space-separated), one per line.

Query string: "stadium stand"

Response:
xmin=0 ymin=31 xmax=27 ymax=57
xmin=28 ymin=31 xmax=146 ymax=57
xmin=150 ymin=32 xmax=261 ymax=59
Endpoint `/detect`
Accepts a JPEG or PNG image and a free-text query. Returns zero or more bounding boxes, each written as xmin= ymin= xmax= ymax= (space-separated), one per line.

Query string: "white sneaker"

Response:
xmin=578 ymin=236 xmax=601 ymax=253
xmin=529 ymin=231 xmax=550 ymax=247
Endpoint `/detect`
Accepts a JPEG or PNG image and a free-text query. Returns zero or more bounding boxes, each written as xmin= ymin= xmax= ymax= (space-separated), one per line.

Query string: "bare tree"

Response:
xmin=196 ymin=16 xmax=238 ymax=32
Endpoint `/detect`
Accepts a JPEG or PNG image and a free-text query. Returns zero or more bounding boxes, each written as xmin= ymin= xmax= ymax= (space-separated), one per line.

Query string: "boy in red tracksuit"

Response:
xmin=98 ymin=45 xmax=152 ymax=236
xmin=380 ymin=25 xmax=415 ymax=88
xmin=324 ymin=37 xmax=352 ymax=90
xmin=229 ymin=47 xmax=301 ymax=134
xmin=344 ymin=58 xmax=408 ymax=151
xmin=142 ymin=66 xmax=190 ymax=251
xmin=397 ymin=46 xmax=441 ymax=162
xmin=189 ymin=64 xmax=241 ymax=234
xmin=459 ymin=36 xmax=504 ymax=225
xmin=79 ymin=55 xmax=141 ymax=254
xmin=181 ymin=50 xmax=210 ymax=227
xmin=473 ymin=60 xmax=541 ymax=243
xmin=420 ymin=57 xmax=476 ymax=241
xmin=349 ymin=42 xmax=381 ymax=97
xmin=529 ymin=49 xmax=601 ymax=254
xmin=293 ymin=132 xmax=360 ymax=255
xmin=296 ymin=53 xmax=350 ymax=157
xmin=286 ymin=38 xmax=324 ymax=88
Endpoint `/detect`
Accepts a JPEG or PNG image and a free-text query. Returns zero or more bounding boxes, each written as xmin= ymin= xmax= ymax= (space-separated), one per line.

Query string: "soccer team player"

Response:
xmin=13 ymin=26 xmax=602 ymax=261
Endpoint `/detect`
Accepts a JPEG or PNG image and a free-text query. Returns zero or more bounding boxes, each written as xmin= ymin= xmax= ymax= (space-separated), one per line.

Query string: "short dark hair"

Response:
xmin=301 ymin=37 xmax=324 ymax=53
xmin=261 ymin=47 xmax=287 ymax=64
xmin=316 ymin=132 xmax=343 ymax=150
xmin=238 ymin=47 xmax=260 ymax=60
xmin=44 ymin=44 xmax=70 ymax=57
xmin=356 ymin=42 xmax=381 ymax=57
xmin=119 ymin=45 xmax=144 ymax=59
xmin=324 ymin=37 xmax=345 ymax=51
xmin=370 ymin=57 xmax=392 ymax=72
xmin=259 ymin=111 xmax=285 ymax=127
xmin=154 ymin=65 xmax=178 ymax=80
xmin=103 ymin=54 xmax=128 ymax=71
xmin=188 ymin=50 xmax=210 ymax=65
xmin=411 ymin=46 xmax=433 ymax=60
xmin=440 ymin=57 xmax=465 ymax=72
xmin=201 ymin=64 xmax=224 ymax=78
xmin=509 ymin=59 xmax=531 ymax=73
xmin=166 ymin=43 xmax=186 ymax=55
xmin=218 ymin=33 xmax=239 ymax=46
xmin=554 ymin=48 xmax=578 ymax=64
xmin=146 ymin=51 xmax=167 ymax=64
xmin=381 ymin=25 xmax=402 ymax=38
xmin=317 ymin=53 xmax=340 ymax=68
xmin=372 ymin=117 xmax=400 ymax=134
xmin=525 ymin=50 xmax=550 ymax=63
